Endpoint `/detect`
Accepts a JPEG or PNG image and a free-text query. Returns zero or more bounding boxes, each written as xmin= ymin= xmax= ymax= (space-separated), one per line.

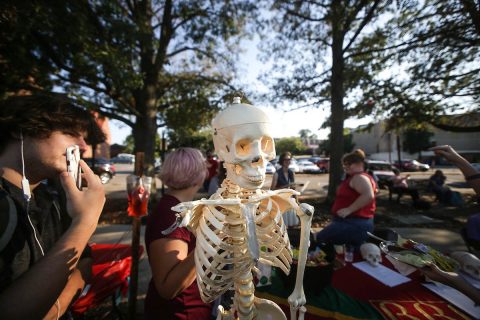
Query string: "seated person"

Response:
xmin=428 ymin=169 xmax=452 ymax=204
xmin=392 ymin=168 xmax=420 ymax=203
xmin=315 ymin=149 xmax=376 ymax=248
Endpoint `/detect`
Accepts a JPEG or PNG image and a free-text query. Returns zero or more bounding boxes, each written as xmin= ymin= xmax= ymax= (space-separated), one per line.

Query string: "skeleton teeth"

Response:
xmin=244 ymin=175 xmax=263 ymax=182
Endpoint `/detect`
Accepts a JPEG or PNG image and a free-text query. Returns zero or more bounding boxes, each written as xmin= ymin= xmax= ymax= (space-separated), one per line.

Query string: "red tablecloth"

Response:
xmin=332 ymin=255 xmax=471 ymax=319
xmin=257 ymin=253 xmax=473 ymax=320
xmin=71 ymin=243 xmax=144 ymax=315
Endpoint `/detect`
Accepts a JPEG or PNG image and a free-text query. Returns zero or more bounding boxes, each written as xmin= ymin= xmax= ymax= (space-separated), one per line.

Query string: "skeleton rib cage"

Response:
xmin=173 ymin=189 xmax=295 ymax=316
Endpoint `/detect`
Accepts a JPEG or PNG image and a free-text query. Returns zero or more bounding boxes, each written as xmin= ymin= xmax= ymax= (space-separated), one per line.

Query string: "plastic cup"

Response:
xmin=344 ymin=244 xmax=354 ymax=263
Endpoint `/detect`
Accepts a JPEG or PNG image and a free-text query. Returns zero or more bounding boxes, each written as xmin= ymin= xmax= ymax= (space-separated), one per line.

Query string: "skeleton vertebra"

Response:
xmin=165 ymin=97 xmax=313 ymax=320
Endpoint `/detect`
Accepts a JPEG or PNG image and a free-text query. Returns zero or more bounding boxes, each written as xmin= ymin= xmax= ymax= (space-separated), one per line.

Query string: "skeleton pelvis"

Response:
xmin=254 ymin=297 xmax=287 ymax=320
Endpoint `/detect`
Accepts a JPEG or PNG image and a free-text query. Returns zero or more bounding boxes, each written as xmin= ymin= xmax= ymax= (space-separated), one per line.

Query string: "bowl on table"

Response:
xmin=278 ymin=243 xmax=335 ymax=295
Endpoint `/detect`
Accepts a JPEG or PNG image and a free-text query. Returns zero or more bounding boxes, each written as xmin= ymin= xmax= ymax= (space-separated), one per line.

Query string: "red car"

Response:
xmin=308 ymin=157 xmax=330 ymax=173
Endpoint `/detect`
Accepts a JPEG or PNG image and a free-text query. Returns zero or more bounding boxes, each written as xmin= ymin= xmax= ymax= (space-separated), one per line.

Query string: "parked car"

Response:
xmin=110 ymin=153 xmax=135 ymax=164
xmin=365 ymin=160 xmax=396 ymax=189
xmin=83 ymin=157 xmax=116 ymax=184
xmin=308 ymin=157 xmax=330 ymax=173
xmin=297 ymin=159 xmax=321 ymax=173
xmin=265 ymin=162 xmax=276 ymax=174
xmin=394 ymin=159 xmax=430 ymax=172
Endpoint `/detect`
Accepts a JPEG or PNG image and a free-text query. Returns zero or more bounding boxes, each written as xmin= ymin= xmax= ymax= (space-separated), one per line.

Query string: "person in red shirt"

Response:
xmin=315 ymin=149 xmax=377 ymax=247
xmin=204 ymin=150 xmax=219 ymax=192
xmin=145 ymin=148 xmax=212 ymax=320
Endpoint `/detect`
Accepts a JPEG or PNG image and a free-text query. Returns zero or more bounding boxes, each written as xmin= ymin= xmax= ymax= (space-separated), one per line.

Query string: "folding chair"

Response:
xmin=71 ymin=243 xmax=144 ymax=319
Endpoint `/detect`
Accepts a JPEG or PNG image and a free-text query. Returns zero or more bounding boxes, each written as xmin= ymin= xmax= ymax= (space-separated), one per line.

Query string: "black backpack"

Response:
xmin=0 ymin=189 xmax=17 ymax=252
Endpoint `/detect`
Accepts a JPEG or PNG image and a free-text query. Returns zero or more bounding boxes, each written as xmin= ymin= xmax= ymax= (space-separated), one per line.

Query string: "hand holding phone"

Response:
xmin=66 ymin=145 xmax=82 ymax=189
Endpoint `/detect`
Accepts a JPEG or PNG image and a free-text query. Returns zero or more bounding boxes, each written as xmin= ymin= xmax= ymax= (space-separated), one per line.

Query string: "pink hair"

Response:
xmin=159 ymin=148 xmax=206 ymax=190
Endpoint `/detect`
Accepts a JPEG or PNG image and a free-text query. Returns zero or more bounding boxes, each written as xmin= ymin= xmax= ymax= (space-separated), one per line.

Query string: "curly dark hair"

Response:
xmin=0 ymin=94 xmax=106 ymax=154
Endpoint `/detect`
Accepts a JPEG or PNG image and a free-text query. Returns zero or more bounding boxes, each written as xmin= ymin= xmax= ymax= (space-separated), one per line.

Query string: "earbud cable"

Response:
xmin=21 ymin=131 xmax=59 ymax=319
xmin=20 ymin=131 xmax=26 ymax=178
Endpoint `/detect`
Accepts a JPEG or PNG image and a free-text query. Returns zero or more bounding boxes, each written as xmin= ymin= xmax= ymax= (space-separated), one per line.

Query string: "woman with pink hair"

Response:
xmin=144 ymin=148 xmax=211 ymax=319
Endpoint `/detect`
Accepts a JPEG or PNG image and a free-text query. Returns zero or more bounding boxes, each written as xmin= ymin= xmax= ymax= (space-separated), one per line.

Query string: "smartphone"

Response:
xmin=66 ymin=145 xmax=82 ymax=189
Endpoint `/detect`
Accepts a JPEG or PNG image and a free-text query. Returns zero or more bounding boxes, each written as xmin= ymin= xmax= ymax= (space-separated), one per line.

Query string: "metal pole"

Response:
xmin=128 ymin=152 xmax=144 ymax=320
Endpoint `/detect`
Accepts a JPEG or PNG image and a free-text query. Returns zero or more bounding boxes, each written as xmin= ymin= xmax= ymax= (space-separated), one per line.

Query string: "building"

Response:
xmin=351 ymin=120 xmax=480 ymax=162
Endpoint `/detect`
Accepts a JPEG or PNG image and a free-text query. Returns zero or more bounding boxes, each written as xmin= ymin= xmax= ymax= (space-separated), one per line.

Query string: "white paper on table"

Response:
xmin=423 ymin=282 xmax=480 ymax=319
xmin=460 ymin=272 xmax=480 ymax=290
xmin=385 ymin=255 xmax=417 ymax=276
xmin=353 ymin=261 xmax=411 ymax=287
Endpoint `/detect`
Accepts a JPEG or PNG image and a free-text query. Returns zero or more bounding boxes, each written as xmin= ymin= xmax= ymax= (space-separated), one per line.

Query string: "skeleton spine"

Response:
xmin=234 ymin=270 xmax=255 ymax=319
xmin=226 ymin=209 xmax=257 ymax=320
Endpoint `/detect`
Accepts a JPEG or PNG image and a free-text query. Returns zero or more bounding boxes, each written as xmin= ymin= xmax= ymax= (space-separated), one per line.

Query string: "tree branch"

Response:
xmin=154 ymin=0 xmax=173 ymax=73
xmin=343 ymin=0 xmax=382 ymax=54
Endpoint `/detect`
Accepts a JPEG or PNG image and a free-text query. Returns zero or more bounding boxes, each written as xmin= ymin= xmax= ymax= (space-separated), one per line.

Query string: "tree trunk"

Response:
xmin=133 ymin=84 xmax=157 ymax=176
xmin=327 ymin=5 xmax=346 ymax=202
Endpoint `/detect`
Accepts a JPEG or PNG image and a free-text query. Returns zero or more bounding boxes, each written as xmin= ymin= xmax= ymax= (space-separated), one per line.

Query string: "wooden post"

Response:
xmin=128 ymin=152 xmax=144 ymax=320
xmin=161 ymin=131 xmax=166 ymax=196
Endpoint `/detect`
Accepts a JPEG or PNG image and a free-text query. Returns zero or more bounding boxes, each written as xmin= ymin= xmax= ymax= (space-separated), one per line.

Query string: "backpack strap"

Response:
xmin=0 ymin=188 xmax=17 ymax=252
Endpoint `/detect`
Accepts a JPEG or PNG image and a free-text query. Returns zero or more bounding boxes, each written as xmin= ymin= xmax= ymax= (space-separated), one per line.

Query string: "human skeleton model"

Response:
xmin=164 ymin=98 xmax=313 ymax=320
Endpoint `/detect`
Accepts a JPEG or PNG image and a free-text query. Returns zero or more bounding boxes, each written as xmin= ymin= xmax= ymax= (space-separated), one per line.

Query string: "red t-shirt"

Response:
xmin=144 ymin=194 xmax=212 ymax=320
xmin=331 ymin=173 xmax=376 ymax=219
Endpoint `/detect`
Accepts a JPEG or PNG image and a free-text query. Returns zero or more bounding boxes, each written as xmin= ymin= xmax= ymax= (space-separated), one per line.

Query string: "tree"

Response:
xmin=258 ymin=1 xmax=392 ymax=200
xmin=402 ymin=128 xmax=434 ymax=159
xmin=123 ymin=134 xmax=162 ymax=159
xmin=357 ymin=0 xmax=480 ymax=131
xmin=298 ymin=129 xmax=312 ymax=145
xmin=275 ymin=137 xmax=307 ymax=156
xmin=167 ymin=128 xmax=214 ymax=152
xmin=318 ymin=129 xmax=355 ymax=156
xmin=1 ymin=1 xmax=256 ymax=172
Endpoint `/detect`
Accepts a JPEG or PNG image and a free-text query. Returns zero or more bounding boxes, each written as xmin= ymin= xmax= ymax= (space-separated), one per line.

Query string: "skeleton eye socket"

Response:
xmin=235 ymin=139 xmax=252 ymax=156
xmin=261 ymin=136 xmax=274 ymax=153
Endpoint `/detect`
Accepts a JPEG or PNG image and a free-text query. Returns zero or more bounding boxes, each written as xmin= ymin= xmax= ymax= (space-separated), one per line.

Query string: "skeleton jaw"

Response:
xmin=225 ymin=162 xmax=266 ymax=189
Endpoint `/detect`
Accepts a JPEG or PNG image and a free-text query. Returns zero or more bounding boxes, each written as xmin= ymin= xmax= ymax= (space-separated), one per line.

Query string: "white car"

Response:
xmin=365 ymin=160 xmax=396 ymax=189
xmin=297 ymin=159 xmax=320 ymax=173
xmin=266 ymin=162 xmax=276 ymax=174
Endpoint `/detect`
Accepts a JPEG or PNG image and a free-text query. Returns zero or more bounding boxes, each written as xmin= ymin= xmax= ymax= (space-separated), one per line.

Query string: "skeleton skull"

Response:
xmin=451 ymin=251 xmax=480 ymax=280
xmin=360 ymin=243 xmax=382 ymax=267
xmin=212 ymin=97 xmax=275 ymax=189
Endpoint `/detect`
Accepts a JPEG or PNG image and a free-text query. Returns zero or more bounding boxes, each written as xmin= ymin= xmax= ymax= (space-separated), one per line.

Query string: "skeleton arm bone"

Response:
xmin=288 ymin=203 xmax=314 ymax=320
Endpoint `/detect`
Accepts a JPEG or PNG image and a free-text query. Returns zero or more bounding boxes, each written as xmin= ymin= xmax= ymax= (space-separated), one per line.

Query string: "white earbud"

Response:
xmin=20 ymin=130 xmax=45 ymax=256
xmin=20 ymin=131 xmax=31 ymax=202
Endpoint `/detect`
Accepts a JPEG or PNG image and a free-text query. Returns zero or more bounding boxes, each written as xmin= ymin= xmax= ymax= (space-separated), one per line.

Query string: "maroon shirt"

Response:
xmin=144 ymin=194 xmax=212 ymax=320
